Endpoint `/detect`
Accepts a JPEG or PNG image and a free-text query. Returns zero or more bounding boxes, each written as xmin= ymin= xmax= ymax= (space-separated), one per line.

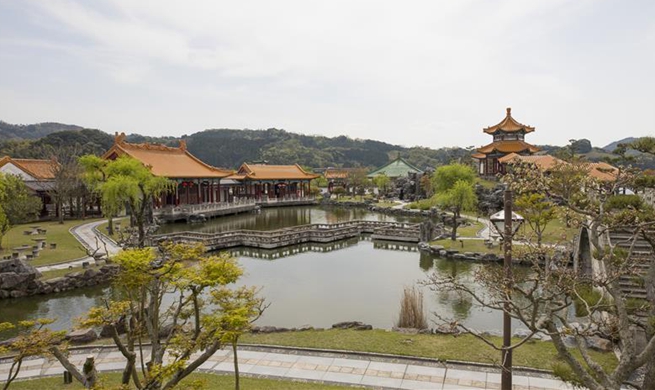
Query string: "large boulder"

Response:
xmin=0 ymin=259 xmax=41 ymax=290
xmin=65 ymin=328 xmax=98 ymax=344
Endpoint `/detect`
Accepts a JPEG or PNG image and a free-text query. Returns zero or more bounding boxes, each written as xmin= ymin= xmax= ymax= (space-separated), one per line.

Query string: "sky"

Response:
xmin=0 ymin=0 xmax=654 ymax=150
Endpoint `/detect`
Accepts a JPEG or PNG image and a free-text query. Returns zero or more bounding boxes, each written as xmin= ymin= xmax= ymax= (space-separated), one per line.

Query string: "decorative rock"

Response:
xmin=297 ymin=325 xmax=314 ymax=331
xmin=588 ymin=336 xmax=613 ymax=352
xmin=331 ymin=321 xmax=372 ymax=330
xmin=65 ymin=328 xmax=98 ymax=344
xmin=250 ymin=326 xmax=291 ymax=334
xmin=512 ymin=329 xmax=532 ymax=339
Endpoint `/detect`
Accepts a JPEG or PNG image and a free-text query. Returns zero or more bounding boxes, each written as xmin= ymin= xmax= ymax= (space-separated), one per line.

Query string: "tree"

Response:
xmin=93 ymin=156 xmax=173 ymax=247
xmin=436 ymin=180 xmax=477 ymax=240
xmin=426 ymin=161 xmax=655 ymax=389
xmin=79 ymin=155 xmax=118 ymax=235
xmin=0 ymin=174 xmax=42 ymax=225
xmin=373 ymin=174 xmax=391 ymax=197
xmin=432 ymin=164 xmax=478 ymax=241
xmin=514 ymin=192 xmax=557 ymax=248
xmin=349 ymin=168 xmax=370 ymax=199
xmin=49 ymin=153 xmax=84 ymax=224
xmin=431 ymin=163 xmax=476 ymax=194
xmin=70 ymin=243 xmax=266 ymax=390
xmin=0 ymin=319 xmax=67 ymax=390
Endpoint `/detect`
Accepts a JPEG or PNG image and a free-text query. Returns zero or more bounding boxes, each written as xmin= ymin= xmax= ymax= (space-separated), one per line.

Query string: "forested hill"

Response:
xmin=182 ymin=128 xmax=470 ymax=169
xmin=1 ymin=120 xmax=651 ymax=170
xmin=0 ymin=121 xmax=85 ymax=140
xmin=0 ymin=123 xmax=471 ymax=169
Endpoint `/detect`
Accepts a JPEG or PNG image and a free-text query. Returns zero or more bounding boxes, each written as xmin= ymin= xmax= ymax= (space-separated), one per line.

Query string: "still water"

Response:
xmin=0 ymin=207 xmax=504 ymax=333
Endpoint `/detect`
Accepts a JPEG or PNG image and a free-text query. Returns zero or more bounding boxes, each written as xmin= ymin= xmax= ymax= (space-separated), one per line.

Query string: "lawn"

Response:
xmin=0 ymin=219 xmax=101 ymax=266
xmin=457 ymin=219 xmax=485 ymax=237
xmin=518 ymin=218 xmax=579 ymax=245
xmin=430 ymin=238 xmax=498 ymax=254
xmin=6 ymin=372 xmax=354 ymax=390
xmin=242 ymin=329 xmax=617 ymax=372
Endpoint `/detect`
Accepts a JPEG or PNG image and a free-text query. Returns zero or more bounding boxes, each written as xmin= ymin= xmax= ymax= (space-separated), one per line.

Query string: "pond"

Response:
xmin=0 ymin=207 xmax=511 ymax=334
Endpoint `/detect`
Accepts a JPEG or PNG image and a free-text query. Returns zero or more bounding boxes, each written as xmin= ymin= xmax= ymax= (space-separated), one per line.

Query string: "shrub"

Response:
xmin=396 ymin=287 xmax=428 ymax=329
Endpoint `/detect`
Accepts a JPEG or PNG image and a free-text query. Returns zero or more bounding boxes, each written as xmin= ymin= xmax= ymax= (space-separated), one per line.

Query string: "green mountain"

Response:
xmin=1 ymin=120 xmax=651 ymax=170
xmin=0 ymin=121 xmax=85 ymax=140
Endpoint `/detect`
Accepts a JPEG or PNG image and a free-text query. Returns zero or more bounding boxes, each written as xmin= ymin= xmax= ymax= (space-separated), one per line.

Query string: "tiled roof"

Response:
xmin=367 ymin=157 xmax=422 ymax=178
xmin=103 ymin=133 xmax=233 ymax=179
xmin=228 ymin=163 xmax=319 ymax=181
xmin=0 ymin=156 xmax=57 ymax=180
xmin=471 ymin=153 xmax=487 ymax=160
xmin=500 ymin=153 xmax=618 ymax=181
xmin=324 ymin=168 xmax=351 ymax=179
xmin=477 ymin=140 xmax=540 ymax=154
xmin=498 ymin=153 xmax=563 ymax=170
xmin=483 ymin=107 xmax=535 ymax=134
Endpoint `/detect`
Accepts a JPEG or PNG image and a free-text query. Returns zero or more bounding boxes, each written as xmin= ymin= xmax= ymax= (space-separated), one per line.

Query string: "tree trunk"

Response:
xmin=108 ymin=216 xmax=114 ymax=236
xmin=57 ymin=201 xmax=64 ymax=224
xmin=83 ymin=356 xmax=97 ymax=389
xmin=233 ymin=341 xmax=240 ymax=390
xmin=450 ymin=213 xmax=458 ymax=241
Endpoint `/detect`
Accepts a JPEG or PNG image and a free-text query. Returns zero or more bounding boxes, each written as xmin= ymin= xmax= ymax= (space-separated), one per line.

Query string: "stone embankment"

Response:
xmin=151 ymin=220 xmax=423 ymax=251
xmin=0 ymin=258 xmax=118 ymax=299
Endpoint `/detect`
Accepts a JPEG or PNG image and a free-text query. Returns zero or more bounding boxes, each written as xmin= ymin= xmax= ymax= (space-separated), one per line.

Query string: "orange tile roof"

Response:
xmin=586 ymin=162 xmax=619 ymax=181
xmin=102 ymin=133 xmax=233 ymax=179
xmin=0 ymin=156 xmax=57 ymax=180
xmin=477 ymin=140 xmax=540 ymax=154
xmin=471 ymin=153 xmax=486 ymax=159
xmin=228 ymin=163 xmax=319 ymax=181
xmin=483 ymin=107 xmax=535 ymax=134
xmin=498 ymin=153 xmax=563 ymax=170
xmin=500 ymin=153 xmax=618 ymax=181
xmin=324 ymin=168 xmax=350 ymax=179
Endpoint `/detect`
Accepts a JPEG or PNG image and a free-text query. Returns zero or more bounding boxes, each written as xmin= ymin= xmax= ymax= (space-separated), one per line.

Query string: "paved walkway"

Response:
xmin=36 ymin=220 xmax=122 ymax=272
xmin=0 ymin=346 xmax=572 ymax=389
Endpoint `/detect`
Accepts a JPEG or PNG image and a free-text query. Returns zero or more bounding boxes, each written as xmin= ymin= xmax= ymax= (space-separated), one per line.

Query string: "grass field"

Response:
xmin=457 ymin=219 xmax=485 ymax=237
xmin=0 ymin=219 xmax=101 ymax=266
xmin=7 ymin=372 xmax=354 ymax=390
xmin=242 ymin=329 xmax=617 ymax=372
xmin=430 ymin=238 xmax=497 ymax=254
xmin=38 ymin=264 xmax=103 ymax=280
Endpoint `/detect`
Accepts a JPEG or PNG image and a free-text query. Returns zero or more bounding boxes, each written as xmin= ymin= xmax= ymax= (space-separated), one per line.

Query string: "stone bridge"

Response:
xmin=150 ymin=220 xmax=423 ymax=252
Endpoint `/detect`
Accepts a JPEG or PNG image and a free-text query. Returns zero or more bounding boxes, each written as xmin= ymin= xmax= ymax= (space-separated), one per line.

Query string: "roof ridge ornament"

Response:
xmin=114 ymin=132 xmax=127 ymax=145
xmin=506 ymin=107 xmax=511 ymax=116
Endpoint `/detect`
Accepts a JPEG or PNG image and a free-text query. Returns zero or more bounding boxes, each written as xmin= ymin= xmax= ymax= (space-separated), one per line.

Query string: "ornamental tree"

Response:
xmin=87 ymin=155 xmax=173 ymax=247
xmin=71 ymin=243 xmax=266 ymax=390
xmin=0 ymin=319 xmax=68 ymax=390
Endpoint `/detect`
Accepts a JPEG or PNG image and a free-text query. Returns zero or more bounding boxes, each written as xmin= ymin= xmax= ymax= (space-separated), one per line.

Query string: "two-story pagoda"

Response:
xmin=472 ymin=108 xmax=540 ymax=176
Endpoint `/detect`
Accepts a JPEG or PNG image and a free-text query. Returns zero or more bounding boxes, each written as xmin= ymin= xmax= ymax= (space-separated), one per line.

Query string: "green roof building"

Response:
xmin=367 ymin=157 xmax=423 ymax=179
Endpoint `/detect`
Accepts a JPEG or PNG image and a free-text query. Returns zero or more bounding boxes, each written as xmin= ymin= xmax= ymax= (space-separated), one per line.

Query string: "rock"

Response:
xmin=332 ymin=321 xmax=372 ymax=330
xmin=65 ymin=328 xmax=98 ymax=344
xmin=100 ymin=316 xmax=127 ymax=338
xmin=588 ymin=336 xmax=613 ymax=352
xmin=297 ymin=325 xmax=314 ymax=331
xmin=562 ymin=335 xmax=577 ymax=348
xmin=250 ymin=326 xmax=290 ymax=334
xmin=429 ymin=245 xmax=445 ymax=252
xmin=513 ymin=329 xmax=532 ymax=339
xmin=481 ymin=253 xmax=499 ymax=262
xmin=0 ymin=273 xmax=28 ymax=289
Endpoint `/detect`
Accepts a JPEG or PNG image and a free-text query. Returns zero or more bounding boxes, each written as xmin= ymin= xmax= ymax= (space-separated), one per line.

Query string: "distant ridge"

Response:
xmin=0 ymin=120 xmax=651 ymax=169
xmin=603 ymin=137 xmax=638 ymax=152
xmin=0 ymin=121 xmax=86 ymax=140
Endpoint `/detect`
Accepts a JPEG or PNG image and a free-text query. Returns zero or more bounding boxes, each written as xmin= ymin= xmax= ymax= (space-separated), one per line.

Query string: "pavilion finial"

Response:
xmin=506 ymin=107 xmax=512 ymax=116
xmin=179 ymin=139 xmax=187 ymax=151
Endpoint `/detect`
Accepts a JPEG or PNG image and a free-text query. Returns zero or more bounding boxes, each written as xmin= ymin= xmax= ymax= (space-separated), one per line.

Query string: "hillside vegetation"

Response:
xmin=1 ymin=120 xmax=652 ymax=170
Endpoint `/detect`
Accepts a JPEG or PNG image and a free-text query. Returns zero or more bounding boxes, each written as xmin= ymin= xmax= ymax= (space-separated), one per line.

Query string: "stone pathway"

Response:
xmin=36 ymin=220 xmax=122 ymax=272
xmin=0 ymin=346 xmax=573 ymax=389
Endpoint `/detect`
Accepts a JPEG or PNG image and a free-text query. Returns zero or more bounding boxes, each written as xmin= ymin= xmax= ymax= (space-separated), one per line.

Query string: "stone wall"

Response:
xmin=0 ymin=258 xmax=119 ymax=299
